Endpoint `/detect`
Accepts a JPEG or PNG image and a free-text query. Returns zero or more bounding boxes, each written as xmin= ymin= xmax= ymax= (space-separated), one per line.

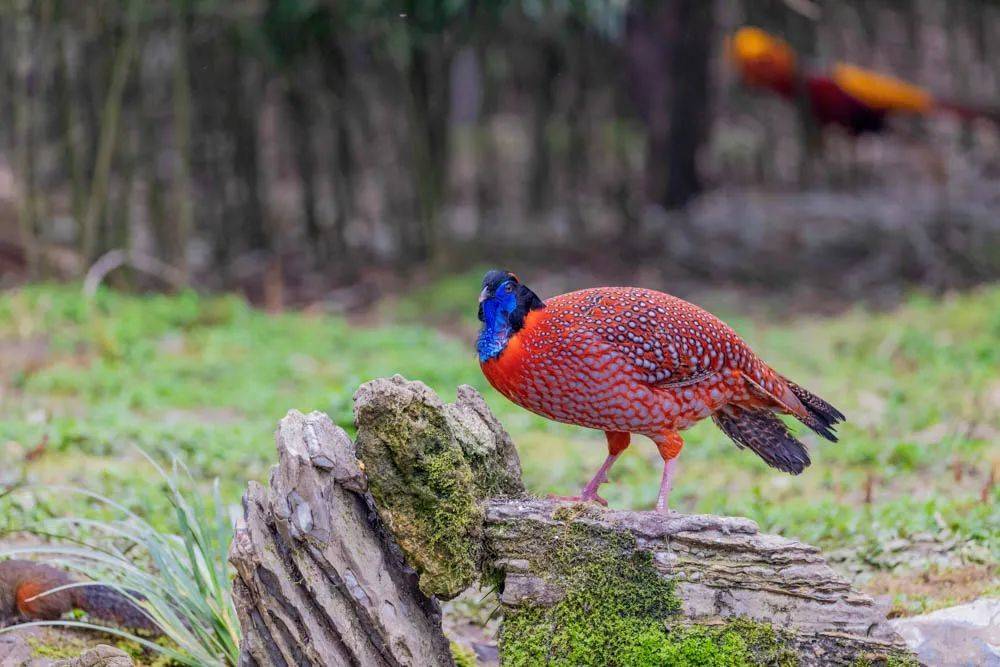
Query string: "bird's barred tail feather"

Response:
xmin=712 ymin=408 xmax=811 ymax=474
xmin=744 ymin=371 xmax=844 ymax=443
xmin=784 ymin=379 xmax=845 ymax=442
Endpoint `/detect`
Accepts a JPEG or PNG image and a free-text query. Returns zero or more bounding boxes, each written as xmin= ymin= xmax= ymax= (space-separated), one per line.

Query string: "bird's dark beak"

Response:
xmin=479 ymin=287 xmax=489 ymax=304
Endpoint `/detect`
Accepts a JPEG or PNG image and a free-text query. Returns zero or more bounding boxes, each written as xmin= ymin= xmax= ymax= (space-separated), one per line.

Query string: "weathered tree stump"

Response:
xmin=232 ymin=376 xmax=916 ymax=666
xmin=229 ymin=409 xmax=455 ymax=667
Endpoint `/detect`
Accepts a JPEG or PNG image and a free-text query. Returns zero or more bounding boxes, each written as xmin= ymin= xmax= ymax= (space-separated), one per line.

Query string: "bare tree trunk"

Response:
xmin=612 ymin=80 xmax=640 ymax=248
xmin=528 ymin=38 xmax=560 ymax=215
xmin=55 ymin=18 xmax=87 ymax=233
xmin=629 ymin=0 xmax=711 ymax=210
xmin=234 ymin=59 xmax=269 ymax=254
xmin=565 ymin=19 xmax=591 ymax=237
xmin=80 ymin=6 xmax=139 ymax=268
xmin=171 ymin=0 xmax=193 ymax=286
xmin=626 ymin=1 xmax=672 ymax=210
xmin=107 ymin=121 xmax=135 ymax=272
xmin=330 ymin=120 xmax=353 ymax=257
xmin=140 ymin=78 xmax=169 ymax=270
xmin=783 ymin=5 xmax=822 ymax=184
xmin=613 ymin=131 xmax=640 ymax=247
xmin=13 ymin=0 xmax=39 ymax=278
xmin=286 ymin=81 xmax=324 ymax=264
xmin=406 ymin=41 xmax=452 ymax=264
xmin=473 ymin=43 xmax=501 ymax=238
xmin=319 ymin=41 xmax=353 ymax=259
xmin=663 ymin=0 xmax=711 ymax=208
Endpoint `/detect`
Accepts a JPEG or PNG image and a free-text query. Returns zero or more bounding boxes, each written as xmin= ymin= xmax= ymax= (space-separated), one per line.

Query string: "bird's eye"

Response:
xmin=505 ymin=283 xmax=514 ymax=293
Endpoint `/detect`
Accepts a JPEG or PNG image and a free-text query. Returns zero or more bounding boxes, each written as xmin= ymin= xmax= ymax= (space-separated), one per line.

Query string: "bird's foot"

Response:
xmin=653 ymin=502 xmax=674 ymax=515
xmin=548 ymin=452 xmax=620 ymax=508
xmin=547 ymin=491 xmax=609 ymax=507
xmin=654 ymin=492 xmax=672 ymax=514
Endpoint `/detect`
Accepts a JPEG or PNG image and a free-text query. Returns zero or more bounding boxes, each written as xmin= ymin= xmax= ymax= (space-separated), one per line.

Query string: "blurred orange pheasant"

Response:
xmin=477 ymin=271 xmax=844 ymax=512
xmin=729 ymin=26 xmax=1000 ymax=134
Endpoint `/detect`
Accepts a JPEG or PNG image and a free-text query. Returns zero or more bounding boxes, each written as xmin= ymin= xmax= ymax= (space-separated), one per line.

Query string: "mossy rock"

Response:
xmin=487 ymin=501 xmax=918 ymax=666
xmin=497 ymin=516 xmax=798 ymax=666
xmin=354 ymin=375 xmax=524 ymax=599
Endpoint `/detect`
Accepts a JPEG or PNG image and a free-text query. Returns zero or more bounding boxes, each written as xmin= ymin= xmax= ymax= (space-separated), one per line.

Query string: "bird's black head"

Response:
xmin=476 ymin=270 xmax=544 ymax=361
xmin=480 ymin=269 xmax=514 ymax=298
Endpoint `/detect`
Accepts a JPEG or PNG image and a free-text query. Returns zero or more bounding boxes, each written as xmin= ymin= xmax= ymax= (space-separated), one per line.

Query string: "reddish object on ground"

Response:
xmin=0 ymin=559 xmax=157 ymax=633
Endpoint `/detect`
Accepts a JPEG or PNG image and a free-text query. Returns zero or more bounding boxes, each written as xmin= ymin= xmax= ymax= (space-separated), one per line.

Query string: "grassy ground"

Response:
xmin=1 ymin=280 xmax=999 ymax=619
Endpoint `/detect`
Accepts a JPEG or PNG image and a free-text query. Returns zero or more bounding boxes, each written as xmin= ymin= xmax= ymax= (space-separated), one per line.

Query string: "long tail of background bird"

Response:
xmin=833 ymin=63 xmax=1000 ymax=124
xmin=0 ymin=559 xmax=158 ymax=633
xmin=713 ymin=373 xmax=845 ymax=475
xmin=72 ymin=583 xmax=159 ymax=633
xmin=934 ymin=99 xmax=1000 ymax=124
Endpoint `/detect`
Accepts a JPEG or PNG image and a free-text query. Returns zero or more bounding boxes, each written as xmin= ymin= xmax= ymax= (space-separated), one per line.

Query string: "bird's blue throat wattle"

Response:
xmin=477 ymin=298 xmax=514 ymax=362
xmin=476 ymin=272 xmax=545 ymax=363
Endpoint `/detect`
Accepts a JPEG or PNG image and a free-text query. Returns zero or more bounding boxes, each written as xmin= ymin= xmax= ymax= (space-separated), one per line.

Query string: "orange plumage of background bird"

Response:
xmin=729 ymin=26 xmax=999 ymax=134
xmin=476 ymin=270 xmax=844 ymax=511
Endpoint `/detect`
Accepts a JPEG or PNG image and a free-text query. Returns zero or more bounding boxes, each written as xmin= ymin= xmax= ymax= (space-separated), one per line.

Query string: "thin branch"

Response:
xmin=83 ymin=249 xmax=188 ymax=297
xmin=80 ymin=4 xmax=140 ymax=266
xmin=782 ymin=0 xmax=822 ymax=21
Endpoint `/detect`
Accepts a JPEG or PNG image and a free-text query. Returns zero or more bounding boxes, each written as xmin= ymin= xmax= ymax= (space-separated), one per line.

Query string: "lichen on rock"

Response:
xmin=353 ymin=375 xmax=524 ymax=599
xmin=445 ymin=385 xmax=524 ymax=497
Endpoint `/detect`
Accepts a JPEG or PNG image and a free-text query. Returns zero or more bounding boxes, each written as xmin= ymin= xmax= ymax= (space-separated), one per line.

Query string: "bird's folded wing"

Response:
xmin=574 ymin=289 xmax=745 ymax=388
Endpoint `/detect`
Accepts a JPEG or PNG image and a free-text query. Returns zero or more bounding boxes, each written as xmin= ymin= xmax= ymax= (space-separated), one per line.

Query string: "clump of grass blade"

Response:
xmin=0 ymin=451 xmax=240 ymax=666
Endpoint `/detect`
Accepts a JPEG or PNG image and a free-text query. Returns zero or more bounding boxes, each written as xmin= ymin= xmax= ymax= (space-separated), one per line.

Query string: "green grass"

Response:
xmin=1 ymin=281 xmax=999 ymax=578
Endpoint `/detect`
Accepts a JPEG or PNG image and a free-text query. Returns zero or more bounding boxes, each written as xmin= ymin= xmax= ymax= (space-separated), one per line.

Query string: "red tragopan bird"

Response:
xmin=477 ymin=270 xmax=844 ymax=512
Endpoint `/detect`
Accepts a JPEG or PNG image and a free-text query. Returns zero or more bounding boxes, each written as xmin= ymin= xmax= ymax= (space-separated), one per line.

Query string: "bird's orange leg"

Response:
xmin=652 ymin=431 xmax=684 ymax=513
xmin=551 ymin=431 xmax=630 ymax=507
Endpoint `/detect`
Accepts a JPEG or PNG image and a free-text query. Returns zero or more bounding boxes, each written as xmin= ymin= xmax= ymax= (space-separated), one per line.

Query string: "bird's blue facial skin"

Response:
xmin=477 ymin=280 xmax=518 ymax=362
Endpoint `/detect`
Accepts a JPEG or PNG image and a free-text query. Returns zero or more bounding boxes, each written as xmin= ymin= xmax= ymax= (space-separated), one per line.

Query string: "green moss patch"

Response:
xmin=852 ymin=653 xmax=921 ymax=667
xmin=27 ymin=635 xmax=87 ymax=659
xmin=355 ymin=377 xmax=502 ymax=600
xmin=498 ymin=515 xmax=797 ymax=667
xmin=616 ymin=619 xmax=798 ymax=667
xmin=354 ymin=376 xmax=525 ymax=600
xmin=451 ymin=641 xmax=479 ymax=667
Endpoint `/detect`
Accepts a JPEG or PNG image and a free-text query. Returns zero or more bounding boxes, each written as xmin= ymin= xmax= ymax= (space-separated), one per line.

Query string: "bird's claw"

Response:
xmin=586 ymin=492 xmax=609 ymax=507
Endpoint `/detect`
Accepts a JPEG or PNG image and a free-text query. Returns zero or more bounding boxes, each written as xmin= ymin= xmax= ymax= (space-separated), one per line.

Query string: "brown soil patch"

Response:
xmin=861 ymin=564 xmax=999 ymax=617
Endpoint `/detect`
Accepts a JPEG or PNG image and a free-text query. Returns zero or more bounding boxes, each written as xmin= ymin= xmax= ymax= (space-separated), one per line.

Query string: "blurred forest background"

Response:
xmin=1 ymin=3 xmax=999 ymax=660
xmin=0 ymin=0 xmax=998 ymax=305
